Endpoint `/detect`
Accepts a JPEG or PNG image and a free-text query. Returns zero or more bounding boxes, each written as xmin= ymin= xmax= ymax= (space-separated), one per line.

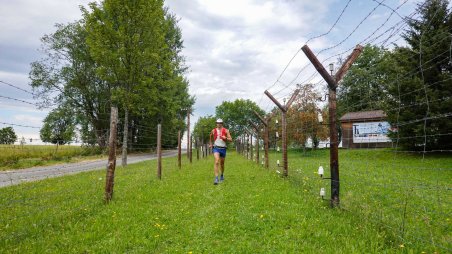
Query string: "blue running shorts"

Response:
xmin=212 ymin=147 xmax=227 ymax=158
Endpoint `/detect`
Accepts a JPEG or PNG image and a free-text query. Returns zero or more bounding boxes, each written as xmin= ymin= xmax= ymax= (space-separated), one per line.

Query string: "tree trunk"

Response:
xmin=121 ymin=108 xmax=129 ymax=167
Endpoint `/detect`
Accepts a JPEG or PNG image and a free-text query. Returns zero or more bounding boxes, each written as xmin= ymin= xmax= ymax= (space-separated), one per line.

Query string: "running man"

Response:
xmin=209 ymin=119 xmax=232 ymax=185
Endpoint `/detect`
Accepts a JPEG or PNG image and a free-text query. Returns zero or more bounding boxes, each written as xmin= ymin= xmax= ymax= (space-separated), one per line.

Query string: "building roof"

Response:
xmin=340 ymin=110 xmax=386 ymax=122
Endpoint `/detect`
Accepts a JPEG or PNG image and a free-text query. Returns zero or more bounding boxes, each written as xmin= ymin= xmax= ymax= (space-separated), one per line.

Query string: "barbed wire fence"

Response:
xmin=243 ymin=0 xmax=452 ymax=251
xmin=0 ymin=0 xmax=450 ymax=251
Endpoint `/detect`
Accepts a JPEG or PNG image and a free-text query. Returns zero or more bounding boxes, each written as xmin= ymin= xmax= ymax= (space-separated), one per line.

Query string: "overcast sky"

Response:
xmin=0 ymin=0 xmax=418 ymax=144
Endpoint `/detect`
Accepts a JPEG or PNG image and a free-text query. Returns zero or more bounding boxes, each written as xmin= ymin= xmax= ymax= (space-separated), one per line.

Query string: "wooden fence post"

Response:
xmin=105 ymin=106 xmax=118 ymax=203
xmin=254 ymin=111 xmax=270 ymax=168
xmin=189 ymin=135 xmax=193 ymax=163
xmin=264 ymin=89 xmax=300 ymax=177
xmin=249 ymin=121 xmax=260 ymax=165
xmin=302 ymin=44 xmax=363 ymax=207
xmin=178 ymin=129 xmax=181 ymax=169
xmin=187 ymin=109 xmax=190 ymax=159
xmin=196 ymin=138 xmax=200 ymax=160
xmin=157 ymin=123 xmax=162 ymax=179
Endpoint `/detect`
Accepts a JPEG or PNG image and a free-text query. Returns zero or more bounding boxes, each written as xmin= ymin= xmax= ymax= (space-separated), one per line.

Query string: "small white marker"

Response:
xmin=318 ymin=112 xmax=323 ymax=123
xmin=318 ymin=166 xmax=324 ymax=177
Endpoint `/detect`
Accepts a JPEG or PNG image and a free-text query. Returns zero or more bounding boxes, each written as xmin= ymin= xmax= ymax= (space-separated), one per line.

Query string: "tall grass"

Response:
xmin=0 ymin=145 xmax=103 ymax=170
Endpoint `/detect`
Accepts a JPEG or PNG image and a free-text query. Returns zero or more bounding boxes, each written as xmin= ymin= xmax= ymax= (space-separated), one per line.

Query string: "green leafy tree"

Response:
xmin=29 ymin=21 xmax=111 ymax=148
xmin=215 ymin=99 xmax=265 ymax=139
xmin=386 ymin=0 xmax=452 ymax=150
xmin=288 ymin=84 xmax=329 ymax=149
xmin=84 ymin=1 xmax=194 ymax=161
xmin=193 ymin=115 xmax=216 ymax=145
xmin=337 ymin=44 xmax=396 ymax=118
xmin=0 ymin=127 xmax=18 ymax=144
xmin=40 ymin=107 xmax=76 ymax=145
xmin=84 ymin=0 xmax=166 ymax=164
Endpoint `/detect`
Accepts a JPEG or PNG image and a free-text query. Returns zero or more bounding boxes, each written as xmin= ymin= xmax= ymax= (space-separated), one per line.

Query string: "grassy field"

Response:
xmin=0 ymin=149 xmax=450 ymax=253
xmin=0 ymin=145 xmax=103 ymax=170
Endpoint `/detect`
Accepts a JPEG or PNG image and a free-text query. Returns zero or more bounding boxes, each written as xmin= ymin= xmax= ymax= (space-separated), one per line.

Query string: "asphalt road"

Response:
xmin=0 ymin=150 xmax=180 ymax=188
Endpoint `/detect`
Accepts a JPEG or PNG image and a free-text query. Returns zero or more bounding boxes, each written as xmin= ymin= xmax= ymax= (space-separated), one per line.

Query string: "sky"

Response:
xmin=0 ymin=0 xmax=419 ymax=145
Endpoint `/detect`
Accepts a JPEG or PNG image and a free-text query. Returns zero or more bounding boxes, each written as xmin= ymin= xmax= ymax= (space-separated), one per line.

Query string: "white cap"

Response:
xmin=216 ymin=118 xmax=223 ymax=123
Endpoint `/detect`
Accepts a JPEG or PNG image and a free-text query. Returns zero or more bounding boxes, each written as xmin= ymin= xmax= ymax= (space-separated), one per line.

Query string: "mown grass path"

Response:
xmin=0 ymin=151 xmax=450 ymax=253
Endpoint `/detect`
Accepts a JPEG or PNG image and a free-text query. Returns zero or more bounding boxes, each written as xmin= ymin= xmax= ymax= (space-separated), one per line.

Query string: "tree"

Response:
xmin=84 ymin=0 xmax=194 ymax=163
xmin=385 ymin=0 xmax=452 ymax=150
xmin=215 ymin=99 xmax=265 ymax=138
xmin=0 ymin=127 xmax=17 ymax=145
xmin=287 ymin=84 xmax=329 ymax=149
xmin=40 ymin=107 xmax=75 ymax=145
xmin=193 ymin=115 xmax=216 ymax=145
xmin=31 ymin=3 xmax=194 ymax=153
xmin=337 ymin=44 xmax=396 ymax=118
xmin=29 ymin=21 xmax=111 ymax=148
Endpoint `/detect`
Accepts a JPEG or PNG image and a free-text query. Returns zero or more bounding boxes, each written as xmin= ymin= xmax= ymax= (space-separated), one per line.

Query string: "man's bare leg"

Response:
xmin=214 ymin=152 xmax=220 ymax=184
xmin=220 ymin=157 xmax=225 ymax=181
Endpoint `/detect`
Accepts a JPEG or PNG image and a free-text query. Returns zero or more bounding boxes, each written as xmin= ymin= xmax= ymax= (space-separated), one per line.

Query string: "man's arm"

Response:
xmin=209 ymin=130 xmax=213 ymax=148
xmin=226 ymin=130 xmax=232 ymax=142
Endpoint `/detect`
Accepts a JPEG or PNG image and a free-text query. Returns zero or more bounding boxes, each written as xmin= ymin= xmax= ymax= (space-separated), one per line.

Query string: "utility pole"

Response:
xmin=302 ymin=44 xmax=363 ymax=207
xmin=265 ymin=89 xmax=300 ymax=177
xmin=105 ymin=106 xmax=118 ymax=203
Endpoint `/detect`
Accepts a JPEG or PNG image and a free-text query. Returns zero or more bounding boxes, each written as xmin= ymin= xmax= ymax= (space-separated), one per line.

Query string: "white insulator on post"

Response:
xmin=275 ymin=119 xmax=278 ymax=124
xmin=318 ymin=112 xmax=323 ymax=123
xmin=318 ymin=166 xmax=324 ymax=177
xmin=320 ymin=188 xmax=325 ymax=197
xmin=275 ymin=131 xmax=279 ymax=138
xmin=277 ymin=160 xmax=280 ymax=166
xmin=277 ymin=146 xmax=280 ymax=152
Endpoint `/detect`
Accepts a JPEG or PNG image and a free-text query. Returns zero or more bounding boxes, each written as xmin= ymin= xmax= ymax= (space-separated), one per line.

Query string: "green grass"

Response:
xmin=0 ymin=149 xmax=450 ymax=253
xmin=0 ymin=145 xmax=103 ymax=170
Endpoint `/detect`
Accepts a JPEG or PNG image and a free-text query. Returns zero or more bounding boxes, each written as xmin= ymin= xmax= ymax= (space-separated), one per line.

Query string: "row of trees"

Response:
xmin=30 ymin=0 xmax=194 ymax=157
xmin=193 ymin=95 xmax=328 ymax=150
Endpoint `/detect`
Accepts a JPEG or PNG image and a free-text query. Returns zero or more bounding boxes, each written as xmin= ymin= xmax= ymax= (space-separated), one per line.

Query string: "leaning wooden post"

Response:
xmin=264 ymin=89 xmax=299 ymax=177
xmin=157 ymin=123 xmax=162 ymax=179
xmin=302 ymin=44 xmax=363 ymax=207
xmin=254 ymin=111 xmax=270 ymax=168
xmin=178 ymin=130 xmax=181 ymax=169
xmin=105 ymin=106 xmax=118 ymax=203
